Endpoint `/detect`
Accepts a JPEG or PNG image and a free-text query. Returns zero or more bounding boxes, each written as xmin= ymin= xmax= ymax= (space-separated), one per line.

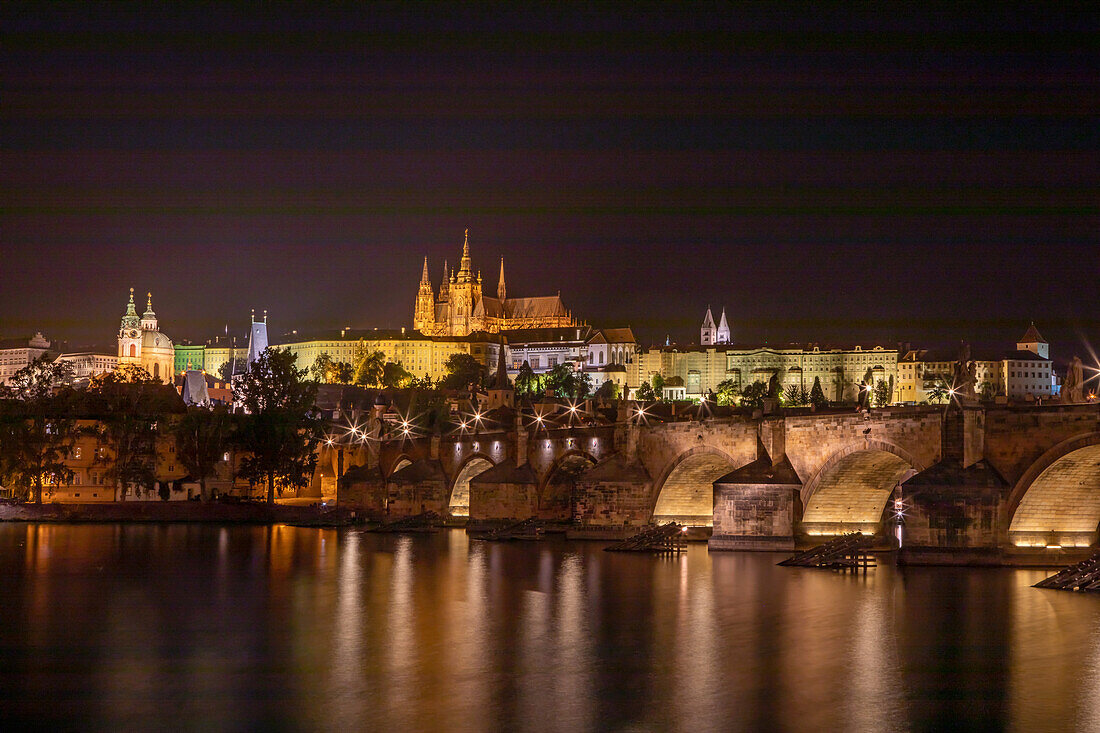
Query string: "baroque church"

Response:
xmin=413 ymin=230 xmax=576 ymax=337
xmin=117 ymin=288 xmax=174 ymax=384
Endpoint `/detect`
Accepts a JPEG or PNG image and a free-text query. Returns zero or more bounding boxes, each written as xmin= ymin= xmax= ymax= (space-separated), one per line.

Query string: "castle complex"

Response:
xmin=413 ymin=230 xmax=576 ymax=337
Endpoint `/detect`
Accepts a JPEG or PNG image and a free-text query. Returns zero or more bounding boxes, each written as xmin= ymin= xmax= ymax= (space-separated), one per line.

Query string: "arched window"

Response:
xmin=154 ymin=363 xmax=160 ymax=380
xmin=129 ymin=344 xmax=136 ymax=358
xmin=599 ymin=352 xmax=604 ymax=365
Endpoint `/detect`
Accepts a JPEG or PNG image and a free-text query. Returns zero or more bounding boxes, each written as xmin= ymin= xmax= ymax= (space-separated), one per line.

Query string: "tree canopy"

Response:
xmin=739 ymin=381 xmax=768 ymax=409
xmin=441 ymin=353 xmax=486 ymax=391
xmin=234 ymin=348 xmax=323 ymax=503
xmin=0 ymin=357 xmax=82 ymax=503
xmin=172 ymin=406 xmax=232 ymax=502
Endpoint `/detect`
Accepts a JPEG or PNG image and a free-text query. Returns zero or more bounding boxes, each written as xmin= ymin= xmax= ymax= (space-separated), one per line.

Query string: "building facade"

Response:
xmin=638 ymin=342 xmax=899 ymax=403
xmin=895 ymin=325 xmax=1053 ymax=404
xmin=413 ymin=230 xmax=576 ymax=337
xmin=55 ymin=352 xmax=118 ymax=383
xmin=0 ymin=333 xmax=52 ymax=385
xmin=117 ymin=289 xmax=174 ymax=384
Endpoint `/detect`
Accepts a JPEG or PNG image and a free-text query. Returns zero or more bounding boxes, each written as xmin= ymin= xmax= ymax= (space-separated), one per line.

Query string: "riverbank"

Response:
xmin=0 ymin=501 xmax=356 ymax=526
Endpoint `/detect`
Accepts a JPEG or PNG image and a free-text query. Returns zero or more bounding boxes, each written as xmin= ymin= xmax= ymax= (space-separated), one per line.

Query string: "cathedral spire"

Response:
xmin=420 ymin=256 xmax=430 ymax=284
xmin=458 ymin=228 xmax=472 ymax=281
xmin=497 ymin=257 xmax=506 ymax=301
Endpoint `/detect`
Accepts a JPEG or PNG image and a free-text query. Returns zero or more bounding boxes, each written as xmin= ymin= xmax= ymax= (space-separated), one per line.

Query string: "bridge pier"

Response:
xmin=709 ymin=447 xmax=801 ymax=551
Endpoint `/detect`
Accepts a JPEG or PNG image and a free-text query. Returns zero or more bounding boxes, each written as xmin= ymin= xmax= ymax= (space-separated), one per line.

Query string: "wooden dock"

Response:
xmin=604 ymin=522 xmax=687 ymax=554
xmin=1034 ymin=552 xmax=1100 ymax=592
xmin=471 ymin=517 xmax=545 ymax=542
xmin=778 ymin=532 xmax=876 ymax=570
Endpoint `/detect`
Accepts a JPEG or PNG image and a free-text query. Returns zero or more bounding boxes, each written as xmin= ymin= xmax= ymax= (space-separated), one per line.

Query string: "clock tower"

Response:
xmin=118 ymin=287 xmax=143 ymax=364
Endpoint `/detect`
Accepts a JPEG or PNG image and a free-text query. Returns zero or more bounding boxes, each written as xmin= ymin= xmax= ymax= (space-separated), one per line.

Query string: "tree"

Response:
xmin=739 ymin=381 xmax=768 ymax=409
xmin=352 ymin=347 xmax=385 ymax=387
xmin=573 ymin=371 xmax=593 ymax=400
xmin=409 ymin=374 xmax=434 ymax=390
xmin=593 ymin=380 xmax=620 ymax=401
xmin=310 ymin=352 xmax=335 ymax=383
xmin=381 ymin=361 xmax=412 ymax=388
xmin=651 ymin=373 xmax=665 ymax=397
xmin=514 ymin=361 xmax=539 ymax=397
xmin=873 ymin=379 xmax=891 ymax=407
xmin=89 ymin=364 xmax=173 ymax=500
xmin=172 ymin=406 xmax=232 ymax=502
xmin=0 ymin=357 xmax=81 ymax=504
xmin=333 ymin=361 xmax=354 ymax=384
xmin=543 ymin=363 xmax=590 ymax=399
xmin=441 ymin=353 xmax=486 ymax=391
xmin=715 ymin=378 xmax=741 ymax=406
xmin=927 ymin=377 xmax=950 ymax=405
xmin=783 ymin=384 xmax=809 ymax=406
xmin=234 ymin=348 xmax=324 ymax=503
xmin=809 ymin=376 xmax=827 ymax=408
xmin=635 ymin=382 xmax=656 ymax=402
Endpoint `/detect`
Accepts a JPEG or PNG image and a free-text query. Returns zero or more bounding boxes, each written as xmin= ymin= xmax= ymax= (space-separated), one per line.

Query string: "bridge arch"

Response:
xmin=652 ymin=447 xmax=738 ymax=527
xmin=540 ymin=449 xmax=598 ymax=516
xmin=386 ymin=455 xmax=413 ymax=478
xmin=800 ymin=439 xmax=924 ymax=535
xmin=1006 ymin=432 xmax=1100 ymax=548
xmin=449 ymin=454 xmax=495 ymax=518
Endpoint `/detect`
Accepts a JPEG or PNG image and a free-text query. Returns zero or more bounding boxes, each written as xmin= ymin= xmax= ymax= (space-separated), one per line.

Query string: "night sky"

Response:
xmin=2 ymin=5 xmax=1097 ymax=357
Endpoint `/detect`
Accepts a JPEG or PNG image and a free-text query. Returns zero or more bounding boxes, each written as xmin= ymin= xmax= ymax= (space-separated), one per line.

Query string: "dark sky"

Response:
xmin=2 ymin=4 xmax=1097 ymax=358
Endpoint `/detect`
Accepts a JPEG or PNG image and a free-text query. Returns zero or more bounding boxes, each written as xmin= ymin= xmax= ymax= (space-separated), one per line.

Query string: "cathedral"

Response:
xmin=117 ymin=288 xmax=175 ymax=384
xmin=413 ymin=230 xmax=576 ymax=337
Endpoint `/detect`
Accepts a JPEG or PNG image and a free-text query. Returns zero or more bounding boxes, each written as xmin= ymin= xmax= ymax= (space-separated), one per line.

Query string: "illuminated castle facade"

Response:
xmin=413 ymin=230 xmax=576 ymax=337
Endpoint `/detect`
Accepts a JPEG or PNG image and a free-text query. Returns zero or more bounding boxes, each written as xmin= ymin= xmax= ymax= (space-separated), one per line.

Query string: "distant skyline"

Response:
xmin=2 ymin=5 xmax=1097 ymax=357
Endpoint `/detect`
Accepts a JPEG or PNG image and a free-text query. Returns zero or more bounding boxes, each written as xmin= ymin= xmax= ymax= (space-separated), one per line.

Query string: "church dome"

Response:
xmin=141 ymin=328 xmax=173 ymax=350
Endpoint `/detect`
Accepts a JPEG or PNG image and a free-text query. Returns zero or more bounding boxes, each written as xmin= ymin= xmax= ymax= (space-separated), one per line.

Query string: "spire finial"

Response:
xmin=264 ymin=309 xmax=268 ymax=324
xmin=251 ymin=308 xmax=255 ymax=322
xmin=147 ymin=292 xmax=152 ymax=308
xmin=129 ymin=287 xmax=135 ymax=300
xmin=464 ymin=228 xmax=469 ymax=254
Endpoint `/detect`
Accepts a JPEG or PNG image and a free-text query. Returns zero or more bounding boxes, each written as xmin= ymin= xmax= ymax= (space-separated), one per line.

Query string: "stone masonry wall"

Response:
xmin=710 ymin=483 xmax=798 ymax=550
xmin=983 ymin=406 xmax=1099 ymax=486
xmin=572 ymin=480 xmax=654 ymax=528
xmin=784 ymin=409 xmax=942 ymax=487
xmin=470 ymin=481 xmax=538 ymax=521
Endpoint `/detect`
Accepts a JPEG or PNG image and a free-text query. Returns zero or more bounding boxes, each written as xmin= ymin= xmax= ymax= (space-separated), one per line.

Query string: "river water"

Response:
xmin=1 ymin=524 xmax=1098 ymax=732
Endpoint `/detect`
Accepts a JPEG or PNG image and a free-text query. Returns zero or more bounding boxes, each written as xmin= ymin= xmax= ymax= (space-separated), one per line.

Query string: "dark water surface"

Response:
xmin=1 ymin=524 xmax=1098 ymax=732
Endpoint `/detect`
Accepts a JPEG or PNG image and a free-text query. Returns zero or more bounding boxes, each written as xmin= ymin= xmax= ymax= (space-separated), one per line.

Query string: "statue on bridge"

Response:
xmin=1061 ymin=356 xmax=1085 ymax=404
xmin=951 ymin=343 xmax=978 ymax=405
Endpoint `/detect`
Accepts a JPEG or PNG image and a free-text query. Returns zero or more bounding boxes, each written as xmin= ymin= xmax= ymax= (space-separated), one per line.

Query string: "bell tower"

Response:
xmin=118 ymin=287 xmax=142 ymax=363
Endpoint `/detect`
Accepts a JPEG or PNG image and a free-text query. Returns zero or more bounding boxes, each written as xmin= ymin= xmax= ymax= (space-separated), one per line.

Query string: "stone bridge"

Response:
xmin=336 ymin=403 xmax=1100 ymax=558
xmin=336 ymin=412 xmax=618 ymax=521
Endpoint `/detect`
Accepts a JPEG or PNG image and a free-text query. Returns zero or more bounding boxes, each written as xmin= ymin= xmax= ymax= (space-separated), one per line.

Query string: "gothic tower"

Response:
xmin=716 ymin=307 xmax=730 ymax=344
xmin=414 ymin=256 xmax=436 ymax=333
xmin=700 ymin=306 xmax=716 ymax=345
xmin=449 ymin=229 xmax=475 ymax=336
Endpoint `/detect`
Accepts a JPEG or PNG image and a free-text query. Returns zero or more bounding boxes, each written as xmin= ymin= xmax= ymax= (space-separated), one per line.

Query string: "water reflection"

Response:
xmin=1 ymin=525 xmax=1099 ymax=732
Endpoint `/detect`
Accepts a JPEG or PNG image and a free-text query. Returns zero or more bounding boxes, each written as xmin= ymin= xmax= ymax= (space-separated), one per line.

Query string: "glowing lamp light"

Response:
xmin=460 ymin=421 xmax=468 ymax=430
